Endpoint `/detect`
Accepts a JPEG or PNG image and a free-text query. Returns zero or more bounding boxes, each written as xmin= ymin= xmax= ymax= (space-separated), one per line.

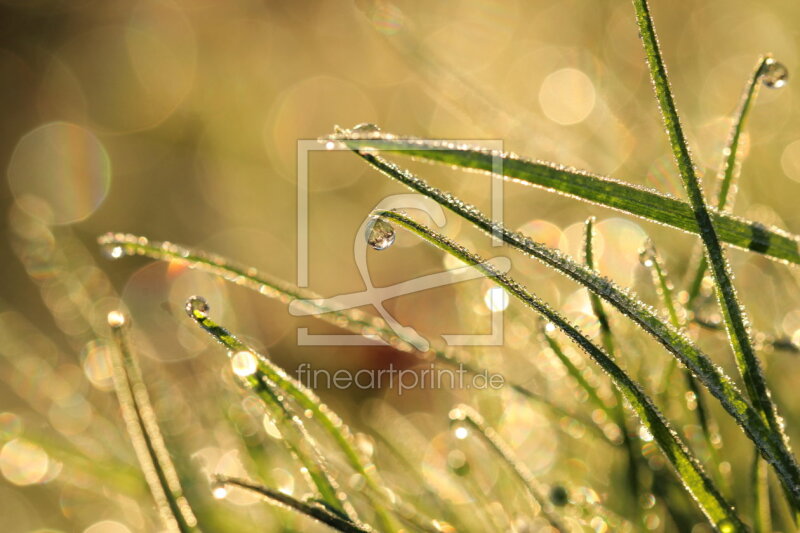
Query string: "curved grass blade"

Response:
xmin=342 ymin=145 xmax=800 ymax=502
xmin=631 ymin=0 xmax=791 ymax=488
xmin=344 ymin=147 xmax=800 ymax=507
xmin=97 ymin=233 xmax=609 ymax=446
xmin=107 ymin=312 xmax=199 ymax=533
xmin=184 ymin=298 xmax=356 ymax=523
xmin=376 ymin=209 xmax=745 ymax=531
xmin=214 ymin=475 xmax=372 ymax=533
xmin=184 ymin=299 xmax=396 ymax=531
xmin=583 ymin=218 xmax=641 ymax=512
xmin=687 ymin=55 xmax=772 ymax=305
xmin=641 ymin=241 xmax=728 ymax=494
xmin=449 ymin=404 xmax=567 ymax=532
xmin=329 ymin=133 xmax=800 ymax=267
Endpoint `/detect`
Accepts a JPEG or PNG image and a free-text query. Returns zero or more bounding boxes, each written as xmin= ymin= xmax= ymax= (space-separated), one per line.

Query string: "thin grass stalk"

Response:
xmin=107 ymin=312 xmax=199 ymax=533
xmin=583 ymin=217 xmax=641 ymax=512
xmin=751 ymin=452 xmax=771 ymax=533
xmin=631 ymin=0 xmax=791 ymax=495
xmin=641 ymin=241 xmax=728 ymax=494
xmin=214 ymin=476 xmax=372 ymax=533
xmin=687 ymin=55 xmax=771 ymax=305
xmin=184 ymin=298 xmax=356 ymax=522
xmin=376 ymin=209 xmax=745 ymax=531
xmin=449 ymin=404 xmax=567 ymax=532
xmin=341 ymin=147 xmax=800 ymax=504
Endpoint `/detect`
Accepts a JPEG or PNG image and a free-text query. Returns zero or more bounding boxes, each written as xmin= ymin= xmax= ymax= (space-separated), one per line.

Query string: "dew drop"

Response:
xmin=106 ymin=310 xmax=126 ymax=327
xmin=638 ymin=239 xmax=656 ymax=268
xmin=351 ymin=123 xmax=381 ymax=135
xmin=763 ymin=58 xmax=788 ymax=89
xmin=102 ymin=244 xmax=124 ymax=259
xmin=185 ymin=296 xmax=209 ymax=319
xmin=483 ymin=287 xmax=509 ymax=312
xmin=365 ymin=217 xmax=395 ymax=250
xmin=453 ymin=424 xmax=469 ymax=440
xmin=231 ymin=351 xmax=258 ymax=377
xmin=211 ymin=480 xmax=228 ymax=499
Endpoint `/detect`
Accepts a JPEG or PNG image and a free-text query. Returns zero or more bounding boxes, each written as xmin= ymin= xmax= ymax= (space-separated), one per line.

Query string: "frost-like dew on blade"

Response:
xmin=378 ymin=208 xmax=744 ymax=531
xmin=182 ymin=297 xmax=401 ymax=531
xmin=330 ymin=133 xmax=800 ymax=266
xmin=631 ymin=0 xmax=795 ymax=519
xmin=107 ymin=311 xmax=199 ymax=533
xmin=337 ymin=143 xmax=800 ymax=509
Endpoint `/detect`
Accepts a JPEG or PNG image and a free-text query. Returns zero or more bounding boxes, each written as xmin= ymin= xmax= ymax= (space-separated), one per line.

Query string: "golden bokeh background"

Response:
xmin=2 ymin=0 xmax=800 ymax=531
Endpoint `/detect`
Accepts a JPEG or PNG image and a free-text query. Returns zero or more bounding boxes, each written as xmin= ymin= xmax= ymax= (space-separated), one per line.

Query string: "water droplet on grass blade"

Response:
xmin=211 ymin=480 xmax=228 ymax=499
xmin=107 ymin=310 xmax=126 ymax=327
xmin=351 ymin=123 xmax=381 ymax=135
xmin=231 ymin=351 xmax=258 ymax=377
xmin=638 ymin=239 xmax=656 ymax=267
xmin=102 ymin=245 xmax=124 ymax=259
xmin=365 ymin=217 xmax=395 ymax=250
xmin=763 ymin=58 xmax=788 ymax=89
xmin=185 ymin=296 xmax=209 ymax=319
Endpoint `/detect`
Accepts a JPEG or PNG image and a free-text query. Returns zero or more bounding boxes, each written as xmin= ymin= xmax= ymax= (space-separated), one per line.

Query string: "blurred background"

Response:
xmin=2 ymin=0 xmax=800 ymax=531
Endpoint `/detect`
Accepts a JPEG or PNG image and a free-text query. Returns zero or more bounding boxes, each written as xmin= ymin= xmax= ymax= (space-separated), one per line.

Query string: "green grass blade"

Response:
xmin=583 ymin=218 xmax=641 ymax=515
xmin=331 ymin=134 xmax=800 ymax=266
xmin=97 ymin=233 xmax=608 ymax=445
xmin=375 ymin=209 xmax=745 ymax=531
xmin=687 ymin=55 xmax=771 ymax=305
xmin=752 ymin=454 xmax=771 ymax=533
xmin=214 ymin=476 xmax=372 ymax=533
xmin=184 ymin=298 xmax=356 ymax=522
xmin=107 ymin=312 xmax=199 ymax=533
xmin=641 ymin=242 xmax=728 ymax=491
xmin=631 ymin=0 xmax=791 ymax=489
xmin=449 ymin=404 xmax=567 ymax=532
xmin=343 ymin=147 xmax=800 ymax=505
xmin=182 ymin=296 xmax=397 ymax=531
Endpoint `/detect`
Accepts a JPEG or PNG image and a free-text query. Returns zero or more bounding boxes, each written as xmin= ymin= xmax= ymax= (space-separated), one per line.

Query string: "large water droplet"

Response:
xmin=351 ymin=123 xmax=381 ymax=135
xmin=763 ymin=59 xmax=788 ymax=89
xmin=185 ymin=296 xmax=209 ymax=319
xmin=365 ymin=217 xmax=395 ymax=250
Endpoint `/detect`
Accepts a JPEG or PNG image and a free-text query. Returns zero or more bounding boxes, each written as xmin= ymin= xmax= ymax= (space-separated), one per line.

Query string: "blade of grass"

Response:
xmin=342 ymin=146 xmax=800 ymax=505
xmin=184 ymin=298 xmax=356 ymax=523
xmin=376 ymin=209 xmax=745 ymax=531
xmin=752 ymin=452 xmax=771 ymax=533
xmin=583 ymin=218 xmax=641 ymax=514
xmin=214 ymin=475 xmax=372 ymax=533
xmin=687 ymin=55 xmax=771 ymax=306
xmin=330 ymin=133 xmax=800 ymax=267
xmin=97 ymin=233 xmax=610 ymax=446
xmin=449 ymin=404 xmax=567 ymax=532
xmin=107 ymin=312 xmax=199 ymax=533
xmin=631 ymin=0 xmax=791 ymax=495
xmin=184 ymin=296 xmax=396 ymax=531
xmin=641 ymin=241 xmax=728 ymax=493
